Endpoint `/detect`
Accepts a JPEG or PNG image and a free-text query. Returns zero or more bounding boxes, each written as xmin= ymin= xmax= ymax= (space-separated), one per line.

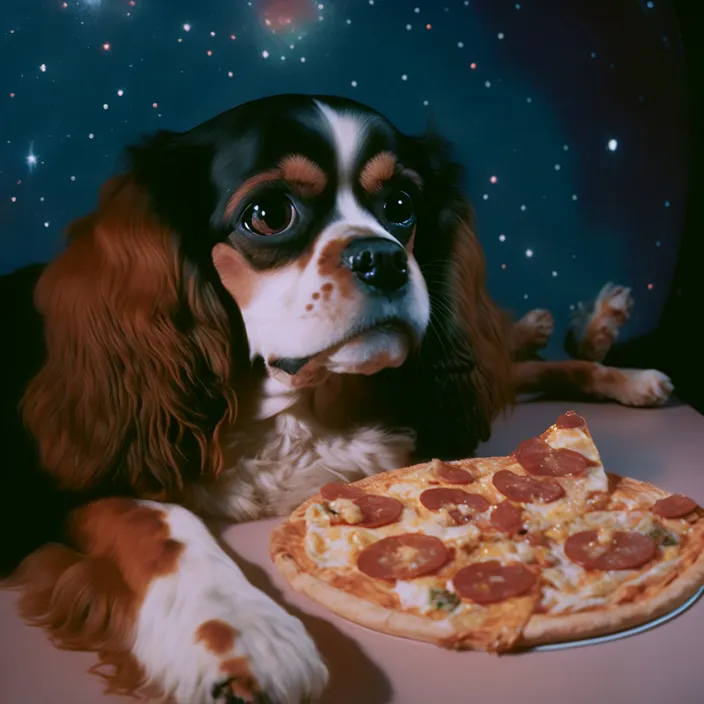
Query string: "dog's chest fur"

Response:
xmin=184 ymin=374 xmax=415 ymax=521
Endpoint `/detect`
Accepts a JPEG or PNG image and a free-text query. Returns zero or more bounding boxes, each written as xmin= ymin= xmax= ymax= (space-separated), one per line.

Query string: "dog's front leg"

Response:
xmin=11 ymin=498 xmax=328 ymax=703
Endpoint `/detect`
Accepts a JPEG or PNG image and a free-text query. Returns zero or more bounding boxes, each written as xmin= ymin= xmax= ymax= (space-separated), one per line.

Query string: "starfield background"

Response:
xmin=0 ymin=0 xmax=691 ymax=362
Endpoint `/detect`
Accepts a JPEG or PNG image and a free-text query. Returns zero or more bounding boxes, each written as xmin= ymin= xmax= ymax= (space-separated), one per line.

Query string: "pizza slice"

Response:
xmin=270 ymin=412 xmax=704 ymax=652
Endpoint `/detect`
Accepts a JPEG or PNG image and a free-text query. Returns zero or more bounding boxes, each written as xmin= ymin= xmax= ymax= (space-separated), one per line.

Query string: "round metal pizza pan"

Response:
xmin=530 ymin=585 xmax=704 ymax=652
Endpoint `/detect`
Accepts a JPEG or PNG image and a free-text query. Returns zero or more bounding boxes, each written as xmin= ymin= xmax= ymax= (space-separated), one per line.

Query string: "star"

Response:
xmin=26 ymin=144 xmax=38 ymax=171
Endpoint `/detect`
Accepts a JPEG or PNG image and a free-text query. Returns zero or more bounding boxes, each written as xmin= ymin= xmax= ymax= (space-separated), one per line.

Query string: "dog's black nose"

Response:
xmin=341 ymin=237 xmax=409 ymax=294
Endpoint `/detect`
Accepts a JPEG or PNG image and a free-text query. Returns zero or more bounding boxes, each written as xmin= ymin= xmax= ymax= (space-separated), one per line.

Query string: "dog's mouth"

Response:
xmin=269 ymin=318 xmax=413 ymax=376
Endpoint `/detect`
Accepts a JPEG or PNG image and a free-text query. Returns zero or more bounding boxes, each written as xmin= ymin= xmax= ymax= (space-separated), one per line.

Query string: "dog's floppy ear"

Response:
xmin=403 ymin=132 xmax=513 ymax=459
xmin=21 ymin=151 xmax=238 ymax=496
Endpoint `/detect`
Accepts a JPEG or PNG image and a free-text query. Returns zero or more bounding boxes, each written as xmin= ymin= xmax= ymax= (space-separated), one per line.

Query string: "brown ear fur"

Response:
xmin=448 ymin=201 xmax=514 ymax=425
xmin=6 ymin=543 xmax=150 ymax=697
xmin=21 ymin=175 xmax=236 ymax=495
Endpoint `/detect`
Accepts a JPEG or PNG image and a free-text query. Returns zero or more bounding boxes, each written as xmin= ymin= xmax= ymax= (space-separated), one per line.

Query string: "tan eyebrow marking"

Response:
xmin=359 ymin=151 xmax=423 ymax=195
xmin=279 ymin=154 xmax=327 ymax=198
xmin=223 ymin=155 xmax=328 ymax=221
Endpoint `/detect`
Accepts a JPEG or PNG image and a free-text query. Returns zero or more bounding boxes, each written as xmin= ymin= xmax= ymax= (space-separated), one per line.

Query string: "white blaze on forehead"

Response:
xmin=335 ymin=189 xmax=391 ymax=237
xmin=314 ymin=100 xmax=372 ymax=183
xmin=315 ymin=100 xmax=399 ymax=243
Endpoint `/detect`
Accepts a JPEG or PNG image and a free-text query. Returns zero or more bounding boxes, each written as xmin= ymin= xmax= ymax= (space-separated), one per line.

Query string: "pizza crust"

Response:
xmin=273 ymin=537 xmax=704 ymax=649
xmin=521 ymin=549 xmax=704 ymax=645
xmin=270 ymin=466 xmax=704 ymax=651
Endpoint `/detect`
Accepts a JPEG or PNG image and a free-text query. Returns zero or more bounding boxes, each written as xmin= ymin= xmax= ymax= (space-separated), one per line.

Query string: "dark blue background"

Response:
xmin=0 ymin=0 xmax=689 ymax=359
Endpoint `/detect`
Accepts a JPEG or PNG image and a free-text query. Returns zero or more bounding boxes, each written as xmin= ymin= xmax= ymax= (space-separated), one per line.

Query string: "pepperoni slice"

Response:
xmin=514 ymin=437 xmax=590 ymax=477
xmin=420 ymin=488 xmax=490 ymax=514
xmin=564 ymin=530 xmax=657 ymax=570
xmin=433 ymin=460 xmax=474 ymax=485
xmin=556 ymin=411 xmax=586 ymax=429
xmin=320 ymin=482 xmax=366 ymax=502
xmin=652 ymin=494 xmax=699 ymax=519
xmin=354 ymin=495 xmax=404 ymax=528
xmin=453 ymin=561 xmax=536 ymax=604
xmin=357 ymin=534 xmax=450 ymax=581
xmin=490 ymin=501 xmax=524 ymax=535
xmin=320 ymin=483 xmax=402 ymax=528
xmin=492 ymin=469 xmax=565 ymax=503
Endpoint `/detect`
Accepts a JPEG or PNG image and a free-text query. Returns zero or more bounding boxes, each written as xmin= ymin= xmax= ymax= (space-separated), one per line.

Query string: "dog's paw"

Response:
xmin=613 ymin=369 xmax=674 ymax=407
xmin=130 ymin=504 xmax=327 ymax=704
xmin=570 ymin=283 xmax=633 ymax=361
xmin=516 ymin=309 xmax=554 ymax=350
xmin=198 ymin=602 xmax=328 ymax=704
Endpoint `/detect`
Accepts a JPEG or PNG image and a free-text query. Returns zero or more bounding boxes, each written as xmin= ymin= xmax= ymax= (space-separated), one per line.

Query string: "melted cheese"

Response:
xmin=393 ymin=581 xmax=434 ymax=613
xmin=544 ymin=426 xmax=609 ymax=495
xmin=538 ymin=518 xmax=685 ymax=614
xmin=304 ymin=498 xmax=482 ymax=567
xmin=387 ymin=482 xmax=426 ymax=501
xmin=329 ymin=498 xmax=363 ymax=524
xmin=393 ymin=578 xmax=461 ymax=616
xmin=473 ymin=539 xmax=536 ymax=564
xmin=304 ymin=428 xmax=689 ymax=619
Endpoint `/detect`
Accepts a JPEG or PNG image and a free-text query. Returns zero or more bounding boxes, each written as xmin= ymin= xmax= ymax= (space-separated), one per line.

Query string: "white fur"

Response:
xmin=314 ymin=101 xmax=371 ymax=183
xmin=189 ymin=390 xmax=415 ymax=521
xmin=609 ymin=368 xmax=674 ymax=407
xmin=132 ymin=501 xmax=329 ymax=704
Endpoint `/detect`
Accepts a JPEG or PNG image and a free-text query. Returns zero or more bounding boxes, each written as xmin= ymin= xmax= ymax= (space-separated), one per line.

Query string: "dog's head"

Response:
xmin=23 ymin=95 xmax=511 ymax=494
xmin=207 ymin=97 xmax=431 ymax=386
xmin=136 ymin=95 xmax=438 ymax=388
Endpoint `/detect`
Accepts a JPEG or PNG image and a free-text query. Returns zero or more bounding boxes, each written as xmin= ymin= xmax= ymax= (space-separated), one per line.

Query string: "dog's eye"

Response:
xmin=243 ymin=193 xmax=297 ymax=236
xmin=383 ymin=190 xmax=415 ymax=226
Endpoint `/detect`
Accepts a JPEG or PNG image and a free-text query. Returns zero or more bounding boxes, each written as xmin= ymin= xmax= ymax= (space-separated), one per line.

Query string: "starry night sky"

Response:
xmin=0 ymin=0 xmax=690 ymax=358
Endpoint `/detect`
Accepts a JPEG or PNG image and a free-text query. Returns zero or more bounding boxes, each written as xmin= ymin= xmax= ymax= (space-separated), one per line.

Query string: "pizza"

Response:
xmin=270 ymin=411 xmax=704 ymax=652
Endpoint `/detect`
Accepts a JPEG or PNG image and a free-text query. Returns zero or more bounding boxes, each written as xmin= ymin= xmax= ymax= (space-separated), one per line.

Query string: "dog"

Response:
xmin=0 ymin=94 xmax=673 ymax=703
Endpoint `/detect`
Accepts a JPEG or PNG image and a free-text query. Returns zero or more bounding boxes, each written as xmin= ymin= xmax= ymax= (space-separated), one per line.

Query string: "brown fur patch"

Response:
xmin=360 ymin=152 xmax=397 ymax=194
xmin=196 ymin=619 xmax=237 ymax=654
xmin=20 ymin=174 xmax=236 ymax=496
xmin=317 ymin=238 xmax=356 ymax=299
xmin=68 ymin=498 xmax=184 ymax=594
xmin=321 ymin=282 xmax=333 ymax=301
xmin=406 ymin=225 xmax=417 ymax=253
xmin=511 ymin=359 xmax=625 ymax=398
xmin=220 ymin=657 xmax=259 ymax=699
xmin=212 ymin=242 xmax=258 ymax=309
xmin=359 ymin=151 xmax=424 ymax=194
xmin=317 ymin=239 xmax=346 ymax=277
xmin=5 ymin=497 xmax=185 ymax=700
xmin=280 ymin=154 xmax=327 ymax=198
xmin=448 ymin=204 xmax=514 ymax=429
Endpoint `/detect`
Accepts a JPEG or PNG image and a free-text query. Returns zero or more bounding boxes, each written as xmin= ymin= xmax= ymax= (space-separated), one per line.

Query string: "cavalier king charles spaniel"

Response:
xmin=0 ymin=94 xmax=673 ymax=703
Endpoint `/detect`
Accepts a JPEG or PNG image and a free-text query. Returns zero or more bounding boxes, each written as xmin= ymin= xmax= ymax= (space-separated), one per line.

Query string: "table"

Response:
xmin=1 ymin=401 xmax=702 ymax=703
